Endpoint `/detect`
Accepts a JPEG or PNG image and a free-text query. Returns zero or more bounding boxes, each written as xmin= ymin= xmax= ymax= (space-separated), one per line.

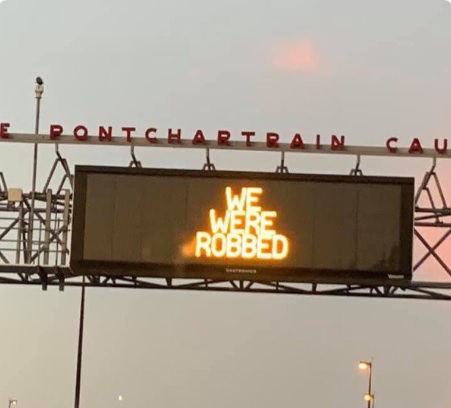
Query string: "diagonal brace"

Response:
xmin=414 ymin=229 xmax=451 ymax=277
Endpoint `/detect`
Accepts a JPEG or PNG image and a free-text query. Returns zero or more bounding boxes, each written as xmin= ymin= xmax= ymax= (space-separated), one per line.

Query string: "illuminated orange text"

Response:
xmin=195 ymin=187 xmax=289 ymax=260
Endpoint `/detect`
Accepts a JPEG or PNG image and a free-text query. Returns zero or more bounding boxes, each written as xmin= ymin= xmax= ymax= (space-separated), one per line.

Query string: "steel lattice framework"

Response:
xmin=0 ymin=134 xmax=450 ymax=301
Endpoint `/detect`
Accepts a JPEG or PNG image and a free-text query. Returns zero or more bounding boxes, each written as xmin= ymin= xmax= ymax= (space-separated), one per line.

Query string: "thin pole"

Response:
xmin=368 ymin=363 xmax=373 ymax=408
xmin=27 ymin=77 xmax=44 ymax=263
xmin=74 ymin=275 xmax=86 ymax=408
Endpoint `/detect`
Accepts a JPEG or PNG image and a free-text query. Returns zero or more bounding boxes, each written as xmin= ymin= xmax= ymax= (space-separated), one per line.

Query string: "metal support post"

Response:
xmin=61 ymin=189 xmax=71 ymax=265
xmin=26 ymin=77 xmax=44 ymax=263
xmin=15 ymin=203 xmax=23 ymax=264
xmin=44 ymin=189 xmax=52 ymax=265
xmin=74 ymin=275 xmax=86 ymax=408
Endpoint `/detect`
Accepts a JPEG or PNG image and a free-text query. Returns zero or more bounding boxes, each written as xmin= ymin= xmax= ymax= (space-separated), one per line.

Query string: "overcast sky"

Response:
xmin=1 ymin=0 xmax=451 ymax=407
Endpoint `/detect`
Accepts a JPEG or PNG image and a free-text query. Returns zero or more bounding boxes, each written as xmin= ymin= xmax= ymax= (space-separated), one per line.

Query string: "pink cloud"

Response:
xmin=271 ymin=40 xmax=323 ymax=74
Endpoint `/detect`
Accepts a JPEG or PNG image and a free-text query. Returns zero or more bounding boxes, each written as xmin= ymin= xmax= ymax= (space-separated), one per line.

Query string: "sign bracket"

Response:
xmin=275 ymin=151 xmax=289 ymax=173
xmin=42 ymin=144 xmax=74 ymax=193
xmin=202 ymin=147 xmax=216 ymax=171
xmin=350 ymin=154 xmax=363 ymax=176
xmin=129 ymin=145 xmax=142 ymax=168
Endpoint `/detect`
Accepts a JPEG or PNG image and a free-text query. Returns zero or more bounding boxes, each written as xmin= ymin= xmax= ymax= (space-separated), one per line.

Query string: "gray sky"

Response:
xmin=1 ymin=0 xmax=451 ymax=407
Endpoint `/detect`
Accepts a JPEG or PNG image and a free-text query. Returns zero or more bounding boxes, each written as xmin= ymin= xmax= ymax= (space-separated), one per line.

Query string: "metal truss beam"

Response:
xmin=0 ymin=268 xmax=450 ymax=301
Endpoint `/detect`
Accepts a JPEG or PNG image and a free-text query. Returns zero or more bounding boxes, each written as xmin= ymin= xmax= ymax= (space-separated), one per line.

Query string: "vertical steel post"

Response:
xmin=27 ymin=77 xmax=44 ymax=263
xmin=74 ymin=275 xmax=86 ymax=408
xmin=61 ymin=189 xmax=70 ymax=265
xmin=44 ymin=189 xmax=52 ymax=264
xmin=16 ymin=203 xmax=23 ymax=264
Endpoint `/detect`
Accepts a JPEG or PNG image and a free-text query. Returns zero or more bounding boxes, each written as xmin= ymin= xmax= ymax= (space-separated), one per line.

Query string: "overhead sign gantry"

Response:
xmin=0 ymin=79 xmax=450 ymax=301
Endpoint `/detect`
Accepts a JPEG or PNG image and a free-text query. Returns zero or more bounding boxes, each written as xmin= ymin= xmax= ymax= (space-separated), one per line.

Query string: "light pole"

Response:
xmin=358 ymin=360 xmax=374 ymax=408
xmin=26 ymin=76 xmax=44 ymax=263
xmin=74 ymin=275 xmax=86 ymax=408
xmin=8 ymin=398 xmax=17 ymax=408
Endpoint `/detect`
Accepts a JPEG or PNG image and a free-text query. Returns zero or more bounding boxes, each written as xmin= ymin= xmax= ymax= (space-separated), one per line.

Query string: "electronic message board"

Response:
xmin=71 ymin=166 xmax=414 ymax=282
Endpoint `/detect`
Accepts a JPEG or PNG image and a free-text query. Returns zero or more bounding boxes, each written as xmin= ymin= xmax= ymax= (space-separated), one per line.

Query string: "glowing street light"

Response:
xmin=8 ymin=398 xmax=17 ymax=408
xmin=364 ymin=394 xmax=374 ymax=402
xmin=358 ymin=360 xmax=374 ymax=408
xmin=358 ymin=361 xmax=371 ymax=370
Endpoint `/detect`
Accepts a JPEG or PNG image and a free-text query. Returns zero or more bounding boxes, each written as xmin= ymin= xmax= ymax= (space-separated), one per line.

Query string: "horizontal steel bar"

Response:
xmin=415 ymin=222 xmax=451 ymax=228
xmin=0 ymin=266 xmax=450 ymax=298
xmin=2 ymin=133 xmax=451 ymax=159
xmin=0 ymin=275 xmax=449 ymax=301
xmin=415 ymin=208 xmax=451 ymax=214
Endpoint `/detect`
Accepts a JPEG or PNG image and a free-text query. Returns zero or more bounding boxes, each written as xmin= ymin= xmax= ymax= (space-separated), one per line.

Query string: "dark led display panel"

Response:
xmin=71 ymin=166 xmax=414 ymax=282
